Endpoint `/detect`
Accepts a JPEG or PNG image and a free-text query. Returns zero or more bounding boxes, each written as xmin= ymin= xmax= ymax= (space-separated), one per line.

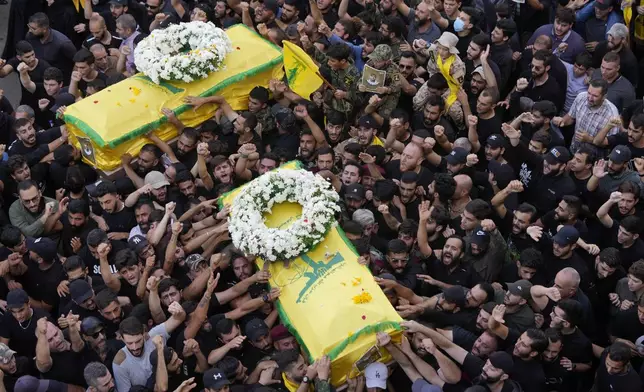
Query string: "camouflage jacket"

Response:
xmin=310 ymin=46 xmax=361 ymax=116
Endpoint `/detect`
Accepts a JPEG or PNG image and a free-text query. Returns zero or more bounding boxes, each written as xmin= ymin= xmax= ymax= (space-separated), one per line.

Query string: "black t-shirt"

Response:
xmin=385 ymin=160 xmax=434 ymax=188
xmin=102 ymin=205 xmax=137 ymax=234
xmin=610 ymin=220 xmax=644 ymax=270
xmin=42 ymin=349 xmax=88 ymax=386
xmin=607 ymin=133 xmax=644 ymax=159
xmin=8 ymin=58 xmax=51 ymax=108
xmin=542 ymin=358 xmax=566 ymax=392
xmin=560 ymin=328 xmax=593 ymax=366
xmin=2 ymin=356 xmax=38 ymax=391
xmin=82 ymin=34 xmax=124 ymax=51
xmin=60 ymin=213 xmax=98 ymax=257
xmin=594 ymin=350 xmax=643 ymax=392
xmin=476 ymin=114 xmax=503 ymax=145
xmin=0 ymin=308 xmax=54 ymax=357
xmin=77 ymin=72 xmax=109 ymax=97
xmin=78 ymin=239 xmax=128 ymax=276
xmin=452 ymin=326 xmax=478 ymax=352
xmin=508 ymin=354 xmax=545 ymax=392
xmin=7 ymin=127 xmax=62 ymax=166
xmin=423 ymin=256 xmax=471 ymax=297
xmin=19 ymin=260 xmax=66 ymax=314
xmin=610 ymin=308 xmax=644 ymax=343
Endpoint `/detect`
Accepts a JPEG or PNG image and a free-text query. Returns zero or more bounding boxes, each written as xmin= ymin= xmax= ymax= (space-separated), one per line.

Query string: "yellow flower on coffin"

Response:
xmin=352 ymin=292 xmax=372 ymax=304
xmin=116 ymin=102 xmax=122 ymax=107
xmin=351 ymin=277 xmax=362 ymax=286
xmin=129 ymin=98 xmax=136 ymax=104
xmin=131 ymin=87 xmax=141 ymax=96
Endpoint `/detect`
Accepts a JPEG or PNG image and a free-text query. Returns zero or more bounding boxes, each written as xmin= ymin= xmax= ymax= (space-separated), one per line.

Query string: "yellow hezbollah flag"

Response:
xmin=282 ymin=41 xmax=324 ymax=99
xmin=219 ymin=162 xmax=402 ymax=387
xmin=63 ymin=25 xmax=284 ymax=171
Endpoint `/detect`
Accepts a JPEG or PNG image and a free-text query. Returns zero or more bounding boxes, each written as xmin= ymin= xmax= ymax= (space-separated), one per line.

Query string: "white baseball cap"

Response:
xmin=365 ymin=362 xmax=388 ymax=389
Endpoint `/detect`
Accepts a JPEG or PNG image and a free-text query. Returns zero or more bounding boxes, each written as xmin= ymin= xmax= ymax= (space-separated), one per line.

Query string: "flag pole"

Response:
xmin=315 ymin=71 xmax=336 ymax=92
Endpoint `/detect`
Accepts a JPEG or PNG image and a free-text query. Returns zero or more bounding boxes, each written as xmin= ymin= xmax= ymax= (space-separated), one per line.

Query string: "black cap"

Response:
xmin=80 ymin=316 xmax=104 ymax=335
xmin=244 ymin=318 xmax=270 ymax=342
xmin=544 ymin=146 xmax=571 ymax=165
xmin=608 ymin=145 xmax=632 ymax=164
xmin=445 ymin=147 xmax=468 ymax=165
xmin=50 ymin=93 xmax=76 ymax=113
xmin=489 ymin=351 xmax=514 ymax=374
xmin=203 ymin=368 xmax=231 ymax=389
xmin=470 ymin=226 xmax=490 ymax=247
xmin=552 ymin=225 xmax=579 ymax=246
xmin=70 ymin=279 xmax=93 ymax=304
xmin=442 ymin=286 xmax=467 ymax=308
xmin=358 ymin=115 xmax=379 ymax=130
xmin=128 ymin=235 xmax=149 ymax=255
xmin=26 ymin=237 xmax=57 ymax=263
xmin=486 ymin=134 xmax=507 ymax=149
xmin=150 ymin=346 xmax=174 ymax=368
xmin=108 ymin=0 xmax=127 ymax=5
xmin=594 ymin=0 xmax=614 ymax=9
xmin=345 ymin=183 xmax=366 ymax=200
xmin=7 ymin=289 xmax=29 ymax=309
xmin=488 ymin=161 xmax=515 ymax=189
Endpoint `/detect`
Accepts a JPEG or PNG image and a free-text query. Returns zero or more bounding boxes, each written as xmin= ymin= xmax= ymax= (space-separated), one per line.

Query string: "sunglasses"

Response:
xmin=87 ymin=329 xmax=105 ymax=339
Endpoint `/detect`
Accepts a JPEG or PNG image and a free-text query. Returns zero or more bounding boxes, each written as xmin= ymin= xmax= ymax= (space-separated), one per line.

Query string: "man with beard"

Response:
xmin=82 ymin=15 xmax=123 ymax=53
xmin=527 ymin=8 xmax=585 ymax=64
xmin=585 ymin=248 xmax=624 ymax=341
xmin=323 ymin=111 xmax=346 ymax=148
xmin=537 ymin=195 xmax=587 ymax=239
xmin=498 ymin=247 xmax=545 ymax=290
xmin=589 ymin=53 xmax=635 ymax=113
xmin=100 ymin=247 xmax=146 ymax=304
xmin=541 ymin=329 xmax=566 ymax=392
xmin=95 ymin=182 xmax=136 ymax=241
xmin=492 ymin=182 xmax=537 ymax=259
xmin=527 ymin=225 xmax=591 ymax=289
xmin=464 ymin=34 xmax=500 ymax=97
xmin=418 ymin=233 xmax=468 ymax=298
xmin=276 ymin=0 xmax=299 ymax=29
xmin=61 ymin=199 xmax=98 ymax=256
xmin=95 ymin=290 xmax=130 ymax=339
xmin=0 ymin=342 xmax=39 ymax=391
xmin=242 ymin=318 xmax=274 ymax=369
xmin=599 ymin=213 xmax=644 ymax=270
xmin=59 ymin=279 xmax=100 ymax=320
xmin=593 ymin=343 xmax=644 ymax=392
xmin=397 ymin=172 xmax=421 ymax=221
xmin=464 ymin=223 xmax=506 ymax=283
xmin=252 ymin=0 xmax=279 ymax=30
xmin=489 ymin=19 xmax=516 ymax=93
xmin=84 ymin=362 xmax=117 ymax=392
xmin=10 ymin=180 xmax=63 ymax=238
xmin=487 ymin=305 xmax=546 ymax=392
xmin=511 ymin=50 xmax=564 ymax=115
xmin=395 ymin=0 xmax=440 ymax=45
xmin=25 ymin=13 xmax=76 ymax=79
xmin=591 ymin=23 xmax=638 ymax=88
xmin=35 ymin=316 xmax=87 ymax=387
xmin=383 ymin=239 xmax=422 ymax=291
xmin=8 ymin=119 xmax=66 ymax=166
xmin=384 ymin=143 xmax=433 ymax=188
xmin=500 ymin=281 xmax=536 ymax=332
xmin=343 ymin=184 xmax=366 ymax=217
xmin=112 ymin=305 xmax=186 ymax=392
xmin=297 ymin=131 xmax=317 ymax=167
xmin=417 ymin=201 xmax=450 ymax=253
xmin=125 ymin=199 xmax=154 ymax=240
xmin=588 ymin=145 xmax=640 ymax=197
xmin=510 ymin=100 xmax=563 ymax=149
xmin=121 ymin=144 xmax=164 ymax=189
xmin=594 ymin=114 xmax=644 ymax=158
xmin=553 ymin=80 xmax=619 ymax=157
xmin=468 ymin=90 xmax=502 ymax=151
xmin=412 ymin=95 xmax=456 ymax=155
xmin=147 ymin=336 xmax=190 ymax=391
xmin=0 ymin=288 xmax=54 ymax=358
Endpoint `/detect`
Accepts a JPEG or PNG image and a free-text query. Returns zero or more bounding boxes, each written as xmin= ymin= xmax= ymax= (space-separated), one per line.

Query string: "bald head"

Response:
xmin=558 ymin=267 xmax=580 ymax=287
xmin=454 ymin=174 xmax=473 ymax=198
xmin=534 ymin=35 xmax=553 ymax=51
xmin=453 ymin=137 xmax=472 ymax=152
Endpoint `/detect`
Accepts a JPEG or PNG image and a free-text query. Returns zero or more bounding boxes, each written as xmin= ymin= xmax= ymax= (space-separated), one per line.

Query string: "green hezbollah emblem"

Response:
xmin=296 ymin=252 xmax=344 ymax=304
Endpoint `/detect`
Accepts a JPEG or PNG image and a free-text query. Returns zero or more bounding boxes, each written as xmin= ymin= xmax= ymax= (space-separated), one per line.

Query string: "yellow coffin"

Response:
xmin=220 ymin=162 xmax=402 ymax=387
xmin=63 ymin=24 xmax=284 ymax=171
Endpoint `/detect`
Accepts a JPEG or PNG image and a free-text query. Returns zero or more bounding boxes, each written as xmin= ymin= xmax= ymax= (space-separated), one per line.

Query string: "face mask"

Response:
xmin=454 ymin=17 xmax=465 ymax=32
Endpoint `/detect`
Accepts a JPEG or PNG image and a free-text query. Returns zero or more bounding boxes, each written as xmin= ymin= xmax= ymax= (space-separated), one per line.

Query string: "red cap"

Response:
xmin=270 ymin=324 xmax=292 ymax=342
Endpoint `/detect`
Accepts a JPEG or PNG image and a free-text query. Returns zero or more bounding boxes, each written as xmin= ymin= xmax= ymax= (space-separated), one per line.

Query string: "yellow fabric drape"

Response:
xmin=282 ymin=373 xmax=314 ymax=392
xmin=436 ymin=54 xmax=459 ymax=109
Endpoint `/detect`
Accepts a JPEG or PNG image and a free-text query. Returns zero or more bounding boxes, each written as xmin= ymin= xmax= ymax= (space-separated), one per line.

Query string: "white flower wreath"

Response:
xmin=228 ymin=169 xmax=340 ymax=262
xmin=134 ymin=21 xmax=233 ymax=84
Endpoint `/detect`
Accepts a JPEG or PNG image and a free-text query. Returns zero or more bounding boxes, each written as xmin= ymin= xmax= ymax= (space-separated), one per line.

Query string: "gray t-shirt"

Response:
xmin=591 ymin=70 xmax=636 ymax=113
xmin=113 ymin=323 xmax=169 ymax=392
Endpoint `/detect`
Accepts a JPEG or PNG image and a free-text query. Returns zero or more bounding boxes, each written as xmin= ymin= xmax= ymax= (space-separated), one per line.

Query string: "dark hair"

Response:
xmin=130 ymin=303 xmax=151 ymax=326
xmin=217 ymin=356 xmax=242 ymax=380
xmin=345 ymin=143 xmax=362 ymax=157
xmin=175 ymin=170 xmax=195 ymax=185
xmin=363 ymin=31 xmax=384 ymax=47
xmin=215 ymin=318 xmax=236 ymax=337
xmin=17 ymin=179 xmax=38 ymax=194
xmin=465 ymin=199 xmax=492 ymax=220
xmin=621 ymin=216 xmax=641 ymax=235
xmin=43 ymin=67 xmax=64 ymax=83
xmin=87 ymin=229 xmax=108 ymax=248
xmin=249 ymin=86 xmax=269 ymax=103
xmin=342 ymin=220 xmax=364 ymax=236
xmin=317 ymin=146 xmax=334 ymax=158
xmin=526 ymin=328 xmax=548 ymax=354
xmin=158 ymin=278 xmax=180 ymax=296
xmin=519 ymin=248 xmax=543 ymax=269
xmin=603 ymin=51 xmax=621 ymax=65
xmin=148 ymin=210 xmax=165 ymax=225
xmin=382 ymin=16 xmax=405 ymax=38
xmin=337 ymin=19 xmax=356 ymax=38
xmin=532 ymin=101 xmax=557 ymax=119
xmin=561 ymin=195 xmax=582 ymax=217
xmin=480 ymin=88 xmax=499 ymax=103
xmin=434 ymin=173 xmax=456 ymax=204
xmin=400 ymin=51 xmax=415 ymax=61
xmin=15 ymin=41 xmax=34 ymax=56
xmin=533 ymin=50 xmax=552 ymax=67
xmin=365 ymin=145 xmax=386 ymax=165
xmin=557 ymin=299 xmax=583 ymax=327
xmin=471 ymin=33 xmax=492 ymax=49
xmin=114 ymin=249 xmax=139 ymax=270
xmin=555 ymin=7 xmax=575 ymax=24
xmin=0 ymin=225 xmax=23 ymax=248
xmin=390 ymin=108 xmax=410 ymax=124
xmin=631 ymin=113 xmax=644 ymax=129
xmin=495 ymin=18 xmax=517 ymax=39
xmin=351 ymin=237 xmax=371 ymax=255
xmin=7 ymin=155 xmax=28 ymax=174
xmin=119 ymin=316 xmax=144 ymax=337
xmin=544 ymin=327 xmax=562 ymax=344
xmin=29 ymin=12 xmax=49 ymax=28
xmin=425 ymin=94 xmax=445 ymax=113
xmin=95 ymin=182 xmax=117 ymax=198
xmin=531 ymin=130 xmax=551 ymax=146
xmin=427 ymin=73 xmax=449 ymax=91
xmin=95 ymin=289 xmax=118 ymax=311
xmin=63 ymin=255 xmax=86 ymax=273
xmin=575 ymin=145 xmax=596 ymax=165
xmin=618 ymin=181 xmax=640 ymax=198
xmin=461 ymin=6 xmax=481 ymax=25
xmin=597 ymin=247 xmax=621 ymax=268
xmin=73 ymin=48 xmax=95 ymax=65
xmin=54 ymin=144 xmax=76 ymax=166
xmin=628 ymin=260 xmax=644 ymax=281
xmin=387 ymin=239 xmax=408 ymax=254
xmin=327 ymin=110 xmax=346 ymax=126
xmin=13 ymin=117 xmax=30 ymax=131
xmin=134 ymin=199 xmax=154 ymax=213
xmin=400 ymin=171 xmax=419 ymax=184
xmin=515 ymin=203 xmax=538 ymax=221
xmin=432 ymin=205 xmax=451 ymax=227
xmin=239 ymin=112 xmax=258 ymax=132
xmin=608 ymin=342 xmax=633 ymax=363
xmin=477 ymin=282 xmax=495 ymax=304
xmin=574 ymin=52 xmax=593 ymax=69
xmin=273 ymin=349 xmax=301 ymax=372
xmin=68 ymin=199 xmax=90 ymax=216
xmin=372 ymin=179 xmax=397 ymax=202
xmin=398 ymin=219 xmax=418 ymax=237
xmin=343 ymin=160 xmax=363 ymax=176
xmin=589 ymin=79 xmax=609 ymax=95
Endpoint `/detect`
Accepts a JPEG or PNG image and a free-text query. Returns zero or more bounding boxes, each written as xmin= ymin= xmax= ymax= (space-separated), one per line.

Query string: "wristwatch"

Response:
xmin=302 ymin=376 xmax=311 ymax=384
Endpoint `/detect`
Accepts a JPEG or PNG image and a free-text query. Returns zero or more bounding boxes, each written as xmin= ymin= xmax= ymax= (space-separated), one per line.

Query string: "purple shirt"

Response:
xmin=120 ymin=31 xmax=140 ymax=75
xmin=527 ymin=25 xmax=586 ymax=64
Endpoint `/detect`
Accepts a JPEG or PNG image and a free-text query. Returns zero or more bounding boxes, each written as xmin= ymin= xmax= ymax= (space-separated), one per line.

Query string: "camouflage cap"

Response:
xmin=0 ymin=343 xmax=16 ymax=364
xmin=368 ymin=44 xmax=393 ymax=62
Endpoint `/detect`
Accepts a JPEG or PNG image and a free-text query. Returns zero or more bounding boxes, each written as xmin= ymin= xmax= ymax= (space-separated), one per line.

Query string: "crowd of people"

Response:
xmin=1 ymin=0 xmax=644 ymax=390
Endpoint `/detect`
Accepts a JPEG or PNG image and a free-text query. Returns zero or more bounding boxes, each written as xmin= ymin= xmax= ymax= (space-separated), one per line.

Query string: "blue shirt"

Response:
xmin=328 ymin=34 xmax=366 ymax=73
xmin=527 ymin=25 xmax=586 ymax=64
